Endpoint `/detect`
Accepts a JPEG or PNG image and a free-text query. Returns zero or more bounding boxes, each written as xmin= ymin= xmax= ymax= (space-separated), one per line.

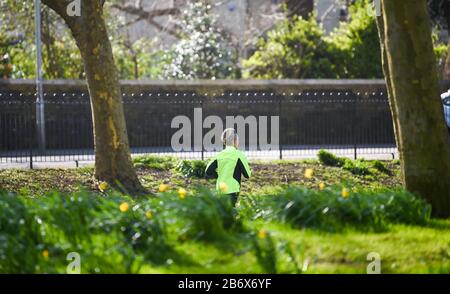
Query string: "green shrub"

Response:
xmin=243 ymin=1 xmax=381 ymax=79
xmin=176 ymin=160 xmax=207 ymax=178
xmin=317 ymin=150 xmax=345 ymax=167
xmin=343 ymin=159 xmax=371 ymax=176
xmin=318 ymin=150 xmax=379 ymax=176
xmin=241 ymin=187 xmax=431 ymax=232
xmin=371 ymin=160 xmax=390 ymax=174
xmin=325 ymin=0 xmax=383 ymax=78
xmin=134 ymin=155 xmax=176 ymax=170
xmin=243 ymin=0 xmax=444 ymax=79
xmin=161 ymin=1 xmax=240 ymax=80
xmin=242 ymin=14 xmax=337 ymax=79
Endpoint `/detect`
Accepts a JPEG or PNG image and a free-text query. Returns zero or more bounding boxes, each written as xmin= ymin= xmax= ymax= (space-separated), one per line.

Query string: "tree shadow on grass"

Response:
xmin=143 ymin=246 xmax=199 ymax=267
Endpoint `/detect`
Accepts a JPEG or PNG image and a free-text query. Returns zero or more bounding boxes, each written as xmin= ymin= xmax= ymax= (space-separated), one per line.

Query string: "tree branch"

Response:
xmin=146 ymin=18 xmax=180 ymax=38
xmin=111 ymin=3 xmax=181 ymax=37
xmin=111 ymin=4 xmax=179 ymax=19
xmin=42 ymin=0 xmax=77 ymax=28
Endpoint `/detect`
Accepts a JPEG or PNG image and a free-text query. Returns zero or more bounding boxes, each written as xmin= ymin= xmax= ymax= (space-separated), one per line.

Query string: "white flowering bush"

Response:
xmin=161 ymin=1 xmax=240 ymax=80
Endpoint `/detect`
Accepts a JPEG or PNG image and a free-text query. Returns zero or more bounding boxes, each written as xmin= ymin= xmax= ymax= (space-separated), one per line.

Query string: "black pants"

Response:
xmin=228 ymin=193 xmax=239 ymax=207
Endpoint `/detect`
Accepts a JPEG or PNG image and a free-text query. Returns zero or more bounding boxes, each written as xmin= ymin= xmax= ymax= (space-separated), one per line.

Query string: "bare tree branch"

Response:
xmin=111 ymin=4 xmax=179 ymax=19
xmin=146 ymin=17 xmax=180 ymax=38
xmin=120 ymin=15 xmax=145 ymax=28
xmin=111 ymin=3 xmax=181 ymax=38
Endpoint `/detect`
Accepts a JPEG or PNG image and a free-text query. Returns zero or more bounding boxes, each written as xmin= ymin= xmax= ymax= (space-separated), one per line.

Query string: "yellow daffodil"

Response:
xmin=119 ymin=202 xmax=129 ymax=212
xmin=304 ymin=168 xmax=314 ymax=179
xmin=159 ymin=183 xmax=169 ymax=193
xmin=342 ymin=188 xmax=350 ymax=198
xmin=42 ymin=250 xmax=49 ymax=259
xmin=319 ymin=182 xmax=326 ymax=191
xmin=145 ymin=210 xmax=153 ymax=220
xmin=258 ymin=229 xmax=268 ymax=240
xmin=98 ymin=181 xmax=108 ymax=192
xmin=178 ymin=188 xmax=187 ymax=199
xmin=219 ymin=182 xmax=228 ymax=193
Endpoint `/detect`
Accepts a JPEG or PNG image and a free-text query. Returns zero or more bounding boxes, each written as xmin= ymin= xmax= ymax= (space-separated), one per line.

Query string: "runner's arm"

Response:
xmin=205 ymin=159 xmax=218 ymax=179
xmin=238 ymin=153 xmax=251 ymax=178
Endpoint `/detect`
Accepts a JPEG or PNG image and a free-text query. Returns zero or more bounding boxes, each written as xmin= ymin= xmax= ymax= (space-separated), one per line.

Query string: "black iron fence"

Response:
xmin=0 ymin=79 xmax=407 ymax=166
xmin=4 ymin=79 xmax=450 ymax=167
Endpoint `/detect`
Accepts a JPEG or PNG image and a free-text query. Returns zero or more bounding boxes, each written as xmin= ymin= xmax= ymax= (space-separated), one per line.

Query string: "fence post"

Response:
xmin=29 ymin=102 xmax=34 ymax=169
xmin=279 ymin=95 xmax=283 ymax=160
xmin=29 ymin=148 xmax=33 ymax=169
xmin=353 ymin=92 xmax=358 ymax=160
xmin=35 ymin=0 xmax=46 ymax=152
xmin=201 ymin=95 xmax=204 ymax=161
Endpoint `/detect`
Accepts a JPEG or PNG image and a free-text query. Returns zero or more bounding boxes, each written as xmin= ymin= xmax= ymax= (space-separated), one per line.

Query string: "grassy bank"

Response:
xmin=1 ymin=155 xmax=448 ymax=274
xmin=142 ymin=221 xmax=450 ymax=274
xmin=1 ymin=183 xmax=448 ymax=274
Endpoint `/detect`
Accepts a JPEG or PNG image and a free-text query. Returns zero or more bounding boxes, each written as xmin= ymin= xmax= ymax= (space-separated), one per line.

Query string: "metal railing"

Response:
xmin=0 ymin=81 xmax=406 ymax=167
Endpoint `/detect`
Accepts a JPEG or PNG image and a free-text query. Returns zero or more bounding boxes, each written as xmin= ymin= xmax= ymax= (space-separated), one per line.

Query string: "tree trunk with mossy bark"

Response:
xmin=375 ymin=6 xmax=400 ymax=146
xmin=42 ymin=0 xmax=144 ymax=194
xmin=379 ymin=0 xmax=450 ymax=217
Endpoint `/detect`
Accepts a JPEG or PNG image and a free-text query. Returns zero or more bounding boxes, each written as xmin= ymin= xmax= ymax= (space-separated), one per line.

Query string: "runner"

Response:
xmin=205 ymin=128 xmax=252 ymax=207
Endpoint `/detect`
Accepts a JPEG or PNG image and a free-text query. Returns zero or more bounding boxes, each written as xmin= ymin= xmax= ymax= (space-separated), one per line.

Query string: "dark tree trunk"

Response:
xmin=43 ymin=0 xmax=144 ymax=194
xmin=379 ymin=0 xmax=450 ymax=217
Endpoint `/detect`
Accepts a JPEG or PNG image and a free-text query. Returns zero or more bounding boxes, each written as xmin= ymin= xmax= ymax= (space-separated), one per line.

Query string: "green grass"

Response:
xmin=0 ymin=156 xmax=448 ymax=274
xmin=0 ymin=184 xmax=448 ymax=274
xmin=0 ymin=157 xmax=403 ymax=196
xmin=140 ymin=220 xmax=450 ymax=274
xmin=245 ymin=221 xmax=450 ymax=274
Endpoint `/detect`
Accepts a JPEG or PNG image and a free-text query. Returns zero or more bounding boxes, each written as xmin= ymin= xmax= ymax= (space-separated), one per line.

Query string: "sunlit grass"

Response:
xmin=1 ymin=185 xmax=448 ymax=274
xmin=0 ymin=156 xmax=447 ymax=273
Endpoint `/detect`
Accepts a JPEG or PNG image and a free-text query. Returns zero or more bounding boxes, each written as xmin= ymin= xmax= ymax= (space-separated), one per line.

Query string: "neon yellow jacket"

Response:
xmin=205 ymin=146 xmax=252 ymax=194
